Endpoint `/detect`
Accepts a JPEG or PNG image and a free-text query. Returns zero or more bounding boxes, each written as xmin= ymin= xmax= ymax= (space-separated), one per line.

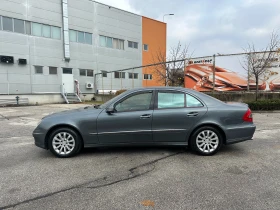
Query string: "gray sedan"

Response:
xmin=33 ymin=87 xmax=256 ymax=158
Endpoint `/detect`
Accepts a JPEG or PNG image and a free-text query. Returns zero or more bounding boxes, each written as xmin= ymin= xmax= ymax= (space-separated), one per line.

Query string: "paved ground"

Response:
xmin=0 ymin=104 xmax=279 ymax=210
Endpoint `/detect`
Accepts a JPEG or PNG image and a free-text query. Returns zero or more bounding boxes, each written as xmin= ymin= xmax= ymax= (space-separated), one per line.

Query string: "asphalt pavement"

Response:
xmin=0 ymin=104 xmax=279 ymax=210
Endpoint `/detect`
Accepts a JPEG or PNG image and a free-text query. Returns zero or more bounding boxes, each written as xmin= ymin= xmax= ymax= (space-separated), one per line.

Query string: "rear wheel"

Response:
xmin=190 ymin=126 xmax=222 ymax=156
xmin=48 ymin=127 xmax=82 ymax=158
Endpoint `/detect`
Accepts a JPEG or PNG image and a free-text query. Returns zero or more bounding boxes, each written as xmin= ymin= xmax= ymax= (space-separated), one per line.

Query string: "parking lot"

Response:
xmin=0 ymin=104 xmax=280 ymax=210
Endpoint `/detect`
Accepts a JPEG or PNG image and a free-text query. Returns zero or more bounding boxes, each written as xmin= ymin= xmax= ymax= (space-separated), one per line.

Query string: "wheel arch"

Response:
xmin=188 ymin=123 xmax=227 ymax=145
xmin=44 ymin=124 xmax=84 ymax=149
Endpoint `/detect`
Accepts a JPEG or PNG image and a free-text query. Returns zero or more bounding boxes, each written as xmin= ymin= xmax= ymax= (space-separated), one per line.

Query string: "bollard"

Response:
xmin=15 ymin=96 xmax=19 ymax=105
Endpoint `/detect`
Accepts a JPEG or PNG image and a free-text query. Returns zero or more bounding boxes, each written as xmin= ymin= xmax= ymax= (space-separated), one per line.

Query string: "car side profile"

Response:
xmin=33 ymin=87 xmax=256 ymax=158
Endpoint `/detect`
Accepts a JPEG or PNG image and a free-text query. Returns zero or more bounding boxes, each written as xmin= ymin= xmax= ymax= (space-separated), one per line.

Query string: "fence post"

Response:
xmin=212 ymin=54 xmax=216 ymax=91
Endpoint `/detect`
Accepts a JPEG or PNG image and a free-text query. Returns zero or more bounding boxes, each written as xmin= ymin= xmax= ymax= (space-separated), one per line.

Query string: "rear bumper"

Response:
xmin=225 ymin=124 xmax=256 ymax=145
xmin=33 ymin=132 xmax=47 ymax=149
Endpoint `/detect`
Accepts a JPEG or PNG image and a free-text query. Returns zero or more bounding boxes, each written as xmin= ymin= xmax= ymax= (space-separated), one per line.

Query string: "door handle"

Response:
xmin=187 ymin=112 xmax=198 ymax=117
xmin=140 ymin=114 xmax=151 ymax=119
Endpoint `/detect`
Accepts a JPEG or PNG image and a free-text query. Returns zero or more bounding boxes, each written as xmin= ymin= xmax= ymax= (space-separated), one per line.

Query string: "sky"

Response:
xmin=96 ymin=0 xmax=280 ymax=58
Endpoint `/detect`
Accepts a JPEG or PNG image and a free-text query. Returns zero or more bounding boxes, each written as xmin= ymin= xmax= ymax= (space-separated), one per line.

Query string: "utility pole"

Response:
xmin=247 ymin=53 xmax=250 ymax=91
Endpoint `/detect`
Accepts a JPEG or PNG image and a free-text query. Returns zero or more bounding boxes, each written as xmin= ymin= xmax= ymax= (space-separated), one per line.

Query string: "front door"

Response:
xmin=97 ymin=91 xmax=154 ymax=144
xmin=152 ymin=90 xmax=207 ymax=142
xmin=62 ymin=68 xmax=74 ymax=93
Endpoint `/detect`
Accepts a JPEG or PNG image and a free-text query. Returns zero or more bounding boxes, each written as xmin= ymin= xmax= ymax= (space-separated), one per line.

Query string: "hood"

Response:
xmin=42 ymin=106 xmax=102 ymax=119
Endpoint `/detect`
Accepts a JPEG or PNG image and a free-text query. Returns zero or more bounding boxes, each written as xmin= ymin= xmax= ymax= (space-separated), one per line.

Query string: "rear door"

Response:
xmin=152 ymin=90 xmax=207 ymax=142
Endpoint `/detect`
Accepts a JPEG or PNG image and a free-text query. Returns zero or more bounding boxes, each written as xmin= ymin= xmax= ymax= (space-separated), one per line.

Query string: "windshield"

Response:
xmin=98 ymin=91 xmax=128 ymax=109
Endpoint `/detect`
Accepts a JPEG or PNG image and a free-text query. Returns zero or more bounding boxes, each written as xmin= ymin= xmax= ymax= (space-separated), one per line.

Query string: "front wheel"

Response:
xmin=190 ymin=126 xmax=222 ymax=156
xmin=48 ymin=127 xmax=82 ymax=158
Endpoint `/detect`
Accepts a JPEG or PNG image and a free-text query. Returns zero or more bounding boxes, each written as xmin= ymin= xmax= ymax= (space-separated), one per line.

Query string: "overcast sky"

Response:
xmin=97 ymin=0 xmax=280 ymax=57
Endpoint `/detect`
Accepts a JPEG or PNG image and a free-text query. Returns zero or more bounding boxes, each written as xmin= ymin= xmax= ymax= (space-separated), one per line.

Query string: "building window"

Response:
xmin=62 ymin=68 xmax=72 ymax=74
xmin=87 ymin=70 xmax=94 ymax=77
xmin=102 ymin=71 xmax=107 ymax=77
xmin=80 ymin=69 xmax=93 ymax=77
xmin=69 ymin=29 xmax=92 ymax=44
xmin=51 ymin=26 xmax=61 ymax=39
xmin=0 ymin=16 xmax=2 ymax=30
xmin=14 ymin=19 xmax=25 ymax=34
xmin=69 ymin=30 xmax=77 ymax=42
xmin=144 ymin=74 xmax=152 ymax=80
xmin=25 ymin=21 xmax=31 ymax=35
xmin=114 ymin=72 xmax=125 ymax=79
xmin=129 ymin=73 xmax=138 ymax=79
xmin=128 ymin=41 xmax=138 ymax=49
xmin=78 ymin=31 xmax=85 ymax=43
xmin=49 ymin=67 xmax=57 ymax=75
xmin=80 ymin=69 xmax=86 ymax=76
xmin=34 ymin=66 xmax=43 ymax=74
xmin=85 ymin=33 xmax=92 ymax=44
xmin=32 ymin=23 xmax=42 ymax=36
xmin=99 ymin=35 xmax=124 ymax=50
xmin=143 ymin=44 xmax=148 ymax=51
xmin=3 ymin=17 xmax=13 ymax=32
xmin=42 ymin=25 xmax=51 ymax=38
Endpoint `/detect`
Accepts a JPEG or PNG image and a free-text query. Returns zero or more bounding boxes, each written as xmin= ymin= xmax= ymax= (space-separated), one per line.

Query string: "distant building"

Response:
xmin=0 ymin=0 xmax=166 ymax=103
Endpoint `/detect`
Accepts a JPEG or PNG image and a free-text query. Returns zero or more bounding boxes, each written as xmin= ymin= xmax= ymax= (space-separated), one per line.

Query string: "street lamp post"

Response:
xmin=163 ymin=14 xmax=174 ymax=22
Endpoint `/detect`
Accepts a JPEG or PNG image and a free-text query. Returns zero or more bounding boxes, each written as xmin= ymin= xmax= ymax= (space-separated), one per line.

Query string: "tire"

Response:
xmin=48 ymin=127 xmax=82 ymax=158
xmin=190 ymin=126 xmax=222 ymax=156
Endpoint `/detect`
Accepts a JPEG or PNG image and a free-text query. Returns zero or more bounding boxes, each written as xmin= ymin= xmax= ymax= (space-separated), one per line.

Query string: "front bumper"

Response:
xmin=33 ymin=132 xmax=47 ymax=149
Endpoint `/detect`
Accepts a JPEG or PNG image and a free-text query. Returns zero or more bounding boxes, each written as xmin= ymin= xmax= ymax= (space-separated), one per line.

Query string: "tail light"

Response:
xmin=243 ymin=109 xmax=253 ymax=122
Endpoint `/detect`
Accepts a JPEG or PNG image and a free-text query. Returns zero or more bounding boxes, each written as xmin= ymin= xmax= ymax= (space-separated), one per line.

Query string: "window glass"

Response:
xmin=69 ymin=30 xmax=77 ymax=42
xmin=134 ymin=42 xmax=138 ymax=49
xmin=78 ymin=31 xmax=84 ymax=43
xmin=25 ymin=21 xmax=31 ymax=35
xmin=42 ymin=25 xmax=51 ymax=38
xmin=87 ymin=70 xmax=94 ymax=77
xmin=99 ymin=35 xmax=106 ymax=47
xmin=106 ymin=37 xmax=113 ymax=48
xmin=0 ymin=16 xmax=2 ymax=30
xmin=80 ymin=69 xmax=86 ymax=76
xmin=32 ymin=23 xmax=42 ymax=36
xmin=85 ymin=33 xmax=92 ymax=44
xmin=63 ymin=68 xmax=72 ymax=74
xmin=52 ymin=26 xmax=61 ymax=39
xmin=49 ymin=67 xmax=57 ymax=75
xmin=113 ymin=38 xmax=118 ymax=49
xmin=134 ymin=73 xmax=138 ymax=79
xmin=14 ymin=19 xmax=25 ymax=34
xmin=102 ymin=72 xmax=107 ymax=77
xmin=121 ymin=72 xmax=125 ymax=78
xmin=34 ymin=66 xmax=43 ymax=74
xmin=3 ymin=17 xmax=13 ymax=31
xmin=144 ymin=74 xmax=152 ymax=80
xmin=115 ymin=92 xmax=152 ymax=112
xmin=128 ymin=41 xmax=133 ymax=48
xmin=129 ymin=73 xmax=133 ymax=79
xmin=114 ymin=72 xmax=120 ymax=78
xmin=119 ymin=40 xmax=124 ymax=50
xmin=143 ymin=44 xmax=148 ymax=51
xmin=186 ymin=94 xmax=203 ymax=107
xmin=158 ymin=92 xmax=185 ymax=109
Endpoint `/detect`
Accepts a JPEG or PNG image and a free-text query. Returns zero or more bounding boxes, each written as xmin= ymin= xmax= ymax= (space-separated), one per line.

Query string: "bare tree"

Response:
xmin=242 ymin=31 xmax=279 ymax=100
xmin=151 ymin=41 xmax=191 ymax=86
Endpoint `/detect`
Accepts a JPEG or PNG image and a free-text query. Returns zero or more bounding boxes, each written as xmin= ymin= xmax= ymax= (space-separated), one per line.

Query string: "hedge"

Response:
xmin=245 ymin=99 xmax=280 ymax=111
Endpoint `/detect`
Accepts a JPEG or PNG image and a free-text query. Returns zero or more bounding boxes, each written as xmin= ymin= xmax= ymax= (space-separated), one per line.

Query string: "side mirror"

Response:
xmin=106 ymin=107 xmax=115 ymax=114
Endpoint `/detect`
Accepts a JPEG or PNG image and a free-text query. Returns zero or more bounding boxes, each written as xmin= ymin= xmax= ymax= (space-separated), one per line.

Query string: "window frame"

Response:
xmin=2 ymin=16 xmax=13 ymax=32
xmin=128 ymin=40 xmax=138 ymax=49
xmin=62 ymin=68 xmax=72 ymax=74
xmin=143 ymin=74 xmax=152 ymax=80
xmin=155 ymin=90 xmax=186 ymax=110
xmin=114 ymin=90 xmax=155 ymax=113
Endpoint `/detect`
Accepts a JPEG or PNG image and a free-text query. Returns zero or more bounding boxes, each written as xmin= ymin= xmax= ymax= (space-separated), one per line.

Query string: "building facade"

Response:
xmin=0 ymin=0 xmax=166 ymax=103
